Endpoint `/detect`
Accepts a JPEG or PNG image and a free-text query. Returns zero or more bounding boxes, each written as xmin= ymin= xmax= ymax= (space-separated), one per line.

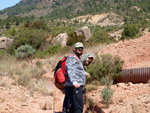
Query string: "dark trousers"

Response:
xmin=62 ymin=86 xmax=83 ymax=113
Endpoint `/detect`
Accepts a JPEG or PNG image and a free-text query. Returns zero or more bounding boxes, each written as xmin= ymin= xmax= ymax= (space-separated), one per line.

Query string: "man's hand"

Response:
xmin=74 ymin=83 xmax=80 ymax=88
xmin=85 ymin=72 xmax=90 ymax=78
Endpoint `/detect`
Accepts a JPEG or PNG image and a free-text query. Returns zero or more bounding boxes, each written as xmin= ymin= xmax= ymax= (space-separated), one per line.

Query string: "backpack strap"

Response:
xmin=60 ymin=56 xmax=68 ymax=62
xmin=70 ymin=54 xmax=78 ymax=62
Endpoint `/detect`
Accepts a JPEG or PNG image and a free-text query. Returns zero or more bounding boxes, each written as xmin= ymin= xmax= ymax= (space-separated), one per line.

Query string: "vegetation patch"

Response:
xmin=87 ymin=53 xmax=124 ymax=84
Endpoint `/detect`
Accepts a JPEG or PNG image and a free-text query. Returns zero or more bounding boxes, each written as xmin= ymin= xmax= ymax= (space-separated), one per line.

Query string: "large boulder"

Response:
xmin=75 ymin=26 xmax=92 ymax=41
xmin=0 ymin=37 xmax=13 ymax=49
xmin=51 ymin=33 xmax=69 ymax=47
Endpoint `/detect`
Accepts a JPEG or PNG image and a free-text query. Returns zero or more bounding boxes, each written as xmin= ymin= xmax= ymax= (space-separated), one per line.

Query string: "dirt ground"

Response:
xmin=86 ymin=82 xmax=150 ymax=113
xmin=0 ymin=33 xmax=150 ymax=113
xmin=99 ymin=33 xmax=150 ymax=69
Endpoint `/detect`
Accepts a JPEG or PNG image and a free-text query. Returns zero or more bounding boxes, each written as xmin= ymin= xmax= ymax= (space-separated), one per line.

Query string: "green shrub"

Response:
xmin=122 ymin=24 xmax=139 ymax=39
xmin=34 ymin=50 xmax=47 ymax=58
xmin=67 ymin=33 xmax=85 ymax=46
xmin=9 ymin=27 xmax=16 ymax=36
xmin=15 ymin=45 xmax=36 ymax=59
xmin=0 ymin=30 xmax=2 ymax=36
xmin=101 ymin=87 xmax=113 ymax=106
xmin=24 ymin=20 xmax=49 ymax=31
xmin=34 ymin=44 xmax=69 ymax=58
xmin=50 ymin=26 xmax=75 ymax=35
xmin=100 ymin=76 xmax=113 ymax=87
xmin=45 ymin=44 xmax=62 ymax=55
xmin=8 ymin=28 xmax=46 ymax=54
xmin=30 ymin=20 xmax=48 ymax=30
xmin=87 ymin=54 xmax=124 ymax=83
xmin=90 ymin=30 xmax=111 ymax=44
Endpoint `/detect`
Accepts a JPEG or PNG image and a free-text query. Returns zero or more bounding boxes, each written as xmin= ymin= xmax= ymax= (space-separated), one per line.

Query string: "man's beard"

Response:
xmin=76 ymin=52 xmax=82 ymax=56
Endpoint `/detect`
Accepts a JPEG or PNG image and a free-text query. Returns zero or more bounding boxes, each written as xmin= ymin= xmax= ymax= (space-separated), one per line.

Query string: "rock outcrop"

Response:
xmin=51 ymin=33 xmax=69 ymax=47
xmin=0 ymin=37 xmax=13 ymax=49
xmin=75 ymin=26 xmax=92 ymax=41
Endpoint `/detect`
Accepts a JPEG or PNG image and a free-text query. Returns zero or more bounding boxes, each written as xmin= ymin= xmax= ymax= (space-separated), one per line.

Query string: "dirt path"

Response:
xmin=41 ymin=68 xmax=64 ymax=113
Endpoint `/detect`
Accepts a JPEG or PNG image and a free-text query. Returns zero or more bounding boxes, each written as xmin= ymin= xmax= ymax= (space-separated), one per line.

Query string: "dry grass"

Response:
xmin=0 ymin=82 xmax=7 ymax=87
xmin=0 ymin=56 xmax=20 ymax=79
xmin=0 ymin=55 xmax=52 ymax=94
xmin=34 ymin=79 xmax=53 ymax=95
xmin=86 ymin=84 xmax=98 ymax=92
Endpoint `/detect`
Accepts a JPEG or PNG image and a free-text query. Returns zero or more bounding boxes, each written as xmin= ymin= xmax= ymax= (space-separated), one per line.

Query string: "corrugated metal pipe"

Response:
xmin=115 ymin=67 xmax=150 ymax=83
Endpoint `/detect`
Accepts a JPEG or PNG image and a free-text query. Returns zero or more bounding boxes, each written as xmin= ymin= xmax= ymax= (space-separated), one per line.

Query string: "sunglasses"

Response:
xmin=75 ymin=47 xmax=84 ymax=50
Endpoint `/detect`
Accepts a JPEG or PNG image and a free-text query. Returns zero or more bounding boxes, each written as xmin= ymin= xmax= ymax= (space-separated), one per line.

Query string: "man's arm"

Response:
xmin=66 ymin=56 xmax=80 ymax=88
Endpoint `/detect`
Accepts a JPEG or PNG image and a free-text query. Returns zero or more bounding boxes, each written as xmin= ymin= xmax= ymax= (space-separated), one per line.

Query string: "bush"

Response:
xmin=122 ymin=24 xmax=139 ymax=39
xmin=4 ymin=26 xmax=16 ymax=37
xmin=90 ymin=30 xmax=111 ymax=44
xmin=101 ymin=87 xmax=113 ymax=106
xmin=34 ymin=44 xmax=70 ymax=58
xmin=34 ymin=50 xmax=47 ymax=58
xmin=8 ymin=28 xmax=46 ymax=54
xmin=67 ymin=33 xmax=85 ymax=46
xmin=86 ymin=54 xmax=124 ymax=83
xmin=30 ymin=20 xmax=48 ymax=30
xmin=15 ymin=45 xmax=36 ymax=59
xmin=45 ymin=44 xmax=62 ymax=55
xmin=100 ymin=76 xmax=113 ymax=87
xmin=50 ymin=26 xmax=75 ymax=35
xmin=9 ymin=27 xmax=16 ymax=36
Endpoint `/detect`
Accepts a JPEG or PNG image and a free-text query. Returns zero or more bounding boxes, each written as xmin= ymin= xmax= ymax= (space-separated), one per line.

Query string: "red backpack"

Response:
xmin=54 ymin=54 xmax=78 ymax=90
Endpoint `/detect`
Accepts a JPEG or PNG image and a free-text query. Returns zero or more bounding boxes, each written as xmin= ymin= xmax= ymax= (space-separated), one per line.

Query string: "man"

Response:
xmin=62 ymin=42 xmax=86 ymax=113
xmin=81 ymin=53 xmax=94 ymax=66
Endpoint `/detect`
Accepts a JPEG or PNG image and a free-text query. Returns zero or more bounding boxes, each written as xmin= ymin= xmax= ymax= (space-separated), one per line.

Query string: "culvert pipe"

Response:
xmin=115 ymin=67 xmax=150 ymax=83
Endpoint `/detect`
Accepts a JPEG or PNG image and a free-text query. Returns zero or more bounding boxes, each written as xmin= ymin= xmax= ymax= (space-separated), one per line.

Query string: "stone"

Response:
xmin=75 ymin=26 xmax=92 ymax=41
xmin=0 ymin=37 xmax=13 ymax=49
xmin=51 ymin=33 xmax=69 ymax=47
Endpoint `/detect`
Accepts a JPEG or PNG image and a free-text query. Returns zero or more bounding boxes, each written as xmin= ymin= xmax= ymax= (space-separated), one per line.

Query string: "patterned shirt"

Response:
xmin=65 ymin=54 xmax=86 ymax=86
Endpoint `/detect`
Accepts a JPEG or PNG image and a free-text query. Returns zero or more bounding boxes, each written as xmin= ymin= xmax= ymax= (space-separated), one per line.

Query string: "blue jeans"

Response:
xmin=62 ymin=86 xmax=83 ymax=113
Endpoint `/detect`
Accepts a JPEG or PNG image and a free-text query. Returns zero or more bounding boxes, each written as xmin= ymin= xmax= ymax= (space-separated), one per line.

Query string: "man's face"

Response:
xmin=85 ymin=57 xmax=93 ymax=66
xmin=74 ymin=47 xmax=84 ymax=56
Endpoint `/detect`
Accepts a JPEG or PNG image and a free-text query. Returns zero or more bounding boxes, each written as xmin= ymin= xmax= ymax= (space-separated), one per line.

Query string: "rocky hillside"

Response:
xmin=99 ymin=32 xmax=150 ymax=69
xmin=71 ymin=12 xmax=124 ymax=26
